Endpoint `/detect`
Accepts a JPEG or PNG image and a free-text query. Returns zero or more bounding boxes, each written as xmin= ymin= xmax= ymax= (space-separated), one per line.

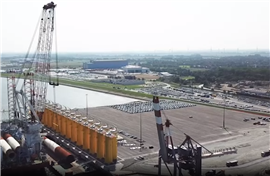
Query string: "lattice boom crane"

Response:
xmin=5 ymin=1 xmax=59 ymax=162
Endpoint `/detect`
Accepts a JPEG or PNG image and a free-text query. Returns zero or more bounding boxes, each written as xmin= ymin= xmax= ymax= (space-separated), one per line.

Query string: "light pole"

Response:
xmin=140 ymin=110 xmax=142 ymax=152
xmin=223 ymin=94 xmax=226 ymax=129
xmin=86 ymin=94 xmax=88 ymax=118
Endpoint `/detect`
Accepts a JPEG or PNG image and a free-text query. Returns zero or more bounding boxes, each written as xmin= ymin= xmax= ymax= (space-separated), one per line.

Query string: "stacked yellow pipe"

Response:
xmin=83 ymin=125 xmax=90 ymax=151
xmin=47 ymin=108 xmax=53 ymax=128
xmin=86 ymin=119 xmax=94 ymax=151
xmin=45 ymin=106 xmax=50 ymax=127
xmin=97 ymin=128 xmax=105 ymax=161
xmin=52 ymin=109 xmax=58 ymax=131
xmin=76 ymin=115 xmax=83 ymax=147
xmin=65 ymin=112 xmax=72 ymax=140
xmin=104 ymin=134 xmax=113 ymax=164
xmin=56 ymin=108 xmax=62 ymax=133
xmin=51 ymin=107 xmax=57 ymax=131
xmin=90 ymin=125 xmax=97 ymax=156
xmin=45 ymin=107 xmax=50 ymax=126
xmin=71 ymin=114 xmax=78 ymax=143
xmin=112 ymin=134 xmax=117 ymax=163
xmin=60 ymin=110 xmax=67 ymax=136
xmin=42 ymin=108 xmax=48 ymax=125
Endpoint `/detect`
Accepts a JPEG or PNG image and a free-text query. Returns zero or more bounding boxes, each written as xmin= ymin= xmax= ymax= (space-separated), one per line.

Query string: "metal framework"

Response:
xmin=4 ymin=2 xmax=58 ymax=164
xmin=153 ymin=96 xmax=212 ymax=176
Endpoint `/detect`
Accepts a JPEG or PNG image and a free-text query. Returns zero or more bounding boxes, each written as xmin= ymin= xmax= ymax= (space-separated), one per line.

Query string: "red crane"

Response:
xmin=5 ymin=1 xmax=59 ymax=162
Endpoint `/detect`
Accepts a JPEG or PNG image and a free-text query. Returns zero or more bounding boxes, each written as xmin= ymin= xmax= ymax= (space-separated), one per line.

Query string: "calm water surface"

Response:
xmin=1 ymin=77 xmax=139 ymax=120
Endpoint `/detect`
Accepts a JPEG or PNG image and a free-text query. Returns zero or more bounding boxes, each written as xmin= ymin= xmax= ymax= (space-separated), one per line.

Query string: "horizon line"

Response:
xmin=1 ymin=49 xmax=270 ymax=54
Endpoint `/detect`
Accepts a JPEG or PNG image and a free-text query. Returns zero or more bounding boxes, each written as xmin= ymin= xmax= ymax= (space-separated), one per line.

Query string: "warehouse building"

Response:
xmin=121 ymin=65 xmax=150 ymax=73
xmin=83 ymin=60 xmax=128 ymax=69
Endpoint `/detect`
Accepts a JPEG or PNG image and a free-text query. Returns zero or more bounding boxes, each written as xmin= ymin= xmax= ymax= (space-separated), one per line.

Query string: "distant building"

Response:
xmin=242 ymin=88 xmax=268 ymax=96
xmin=121 ymin=65 xmax=150 ymax=73
xmin=83 ymin=60 xmax=128 ymax=69
xmin=159 ymin=72 xmax=173 ymax=77
xmin=92 ymin=78 xmax=145 ymax=85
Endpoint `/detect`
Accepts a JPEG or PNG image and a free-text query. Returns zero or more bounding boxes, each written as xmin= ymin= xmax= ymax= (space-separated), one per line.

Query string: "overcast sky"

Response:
xmin=1 ymin=0 xmax=269 ymax=53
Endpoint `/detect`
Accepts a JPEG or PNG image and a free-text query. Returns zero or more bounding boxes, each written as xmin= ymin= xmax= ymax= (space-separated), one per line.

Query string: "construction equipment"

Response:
xmin=261 ymin=149 xmax=270 ymax=157
xmin=2 ymin=1 xmax=59 ymax=166
xmin=153 ymin=96 xmax=212 ymax=176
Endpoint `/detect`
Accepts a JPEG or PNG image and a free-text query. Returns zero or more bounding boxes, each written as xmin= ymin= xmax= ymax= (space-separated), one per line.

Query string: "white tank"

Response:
xmin=0 ymin=137 xmax=15 ymax=159
xmin=3 ymin=134 xmax=20 ymax=151
xmin=0 ymin=138 xmax=9 ymax=152
xmin=43 ymin=138 xmax=59 ymax=152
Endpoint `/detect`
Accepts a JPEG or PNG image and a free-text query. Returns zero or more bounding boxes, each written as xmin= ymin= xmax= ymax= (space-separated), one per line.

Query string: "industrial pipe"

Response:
xmin=0 ymin=137 xmax=15 ymax=159
xmin=43 ymin=137 xmax=75 ymax=164
xmin=2 ymin=133 xmax=20 ymax=151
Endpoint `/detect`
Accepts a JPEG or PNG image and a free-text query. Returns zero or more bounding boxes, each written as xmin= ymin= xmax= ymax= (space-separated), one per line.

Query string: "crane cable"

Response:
xmin=49 ymin=8 xmax=59 ymax=86
xmin=16 ymin=11 xmax=43 ymax=90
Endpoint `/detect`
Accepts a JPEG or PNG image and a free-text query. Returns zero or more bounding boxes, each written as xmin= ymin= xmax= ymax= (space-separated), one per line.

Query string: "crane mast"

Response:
xmin=35 ymin=2 xmax=57 ymax=119
xmin=5 ymin=1 xmax=58 ymax=163
xmin=152 ymin=96 xmax=209 ymax=176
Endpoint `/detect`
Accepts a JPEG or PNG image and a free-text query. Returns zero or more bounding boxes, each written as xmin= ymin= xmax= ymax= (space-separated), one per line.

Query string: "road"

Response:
xmin=122 ymin=153 xmax=270 ymax=175
xmin=203 ymin=155 xmax=270 ymax=170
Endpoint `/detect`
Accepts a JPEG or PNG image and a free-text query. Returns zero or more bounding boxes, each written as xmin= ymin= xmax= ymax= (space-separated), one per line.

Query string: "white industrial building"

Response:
xmin=121 ymin=65 xmax=150 ymax=73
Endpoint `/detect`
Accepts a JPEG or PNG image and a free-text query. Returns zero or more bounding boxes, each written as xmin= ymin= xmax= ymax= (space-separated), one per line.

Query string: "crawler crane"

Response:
xmin=3 ymin=1 xmax=59 ymax=166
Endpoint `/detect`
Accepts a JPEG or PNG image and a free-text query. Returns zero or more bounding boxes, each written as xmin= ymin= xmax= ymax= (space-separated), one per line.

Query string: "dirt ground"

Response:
xmin=135 ymin=74 xmax=160 ymax=80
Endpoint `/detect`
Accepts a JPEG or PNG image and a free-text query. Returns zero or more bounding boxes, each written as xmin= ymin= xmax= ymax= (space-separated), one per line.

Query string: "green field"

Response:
xmin=179 ymin=65 xmax=191 ymax=68
xmin=58 ymin=78 xmax=142 ymax=90
xmin=180 ymin=76 xmax=195 ymax=80
xmin=188 ymin=67 xmax=209 ymax=72
xmin=179 ymin=65 xmax=208 ymax=72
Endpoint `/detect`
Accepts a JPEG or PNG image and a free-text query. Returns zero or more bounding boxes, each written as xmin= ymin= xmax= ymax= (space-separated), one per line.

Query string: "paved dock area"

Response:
xmin=77 ymin=104 xmax=268 ymax=159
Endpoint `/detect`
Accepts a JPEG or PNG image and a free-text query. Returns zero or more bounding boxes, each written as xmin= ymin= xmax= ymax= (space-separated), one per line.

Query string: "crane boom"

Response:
xmin=35 ymin=2 xmax=57 ymax=117
xmin=5 ymin=1 xmax=58 ymax=163
xmin=153 ymin=96 xmax=168 ymax=162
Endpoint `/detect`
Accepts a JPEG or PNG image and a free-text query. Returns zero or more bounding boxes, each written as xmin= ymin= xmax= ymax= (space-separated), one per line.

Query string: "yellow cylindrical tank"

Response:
xmin=83 ymin=125 xmax=90 ymax=151
xmin=56 ymin=109 xmax=62 ymax=133
xmin=52 ymin=109 xmax=58 ymax=131
xmin=49 ymin=108 xmax=55 ymax=128
xmin=61 ymin=110 xmax=67 ymax=136
xmin=90 ymin=126 xmax=97 ymax=156
xmin=51 ymin=109 xmax=57 ymax=130
xmin=42 ymin=108 xmax=48 ymax=126
xmin=75 ymin=115 xmax=83 ymax=147
xmin=45 ymin=107 xmax=51 ymax=127
xmin=97 ymin=129 xmax=105 ymax=161
xmin=65 ymin=113 xmax=72 ymax=140
xmin=71 ymin=118 xmax=78 ymax=143
xmin=77 ymin=121 xmax=84 ymax=147
xmin=112 ymin=134 xmax=117 ymax=163
xmin=105 ymin=134 xmax=113 ymax=164
xmin=47 ymin=109 xmax=53 ymax=128
xmin=41 ymin=108 xmax=47 ymax=125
